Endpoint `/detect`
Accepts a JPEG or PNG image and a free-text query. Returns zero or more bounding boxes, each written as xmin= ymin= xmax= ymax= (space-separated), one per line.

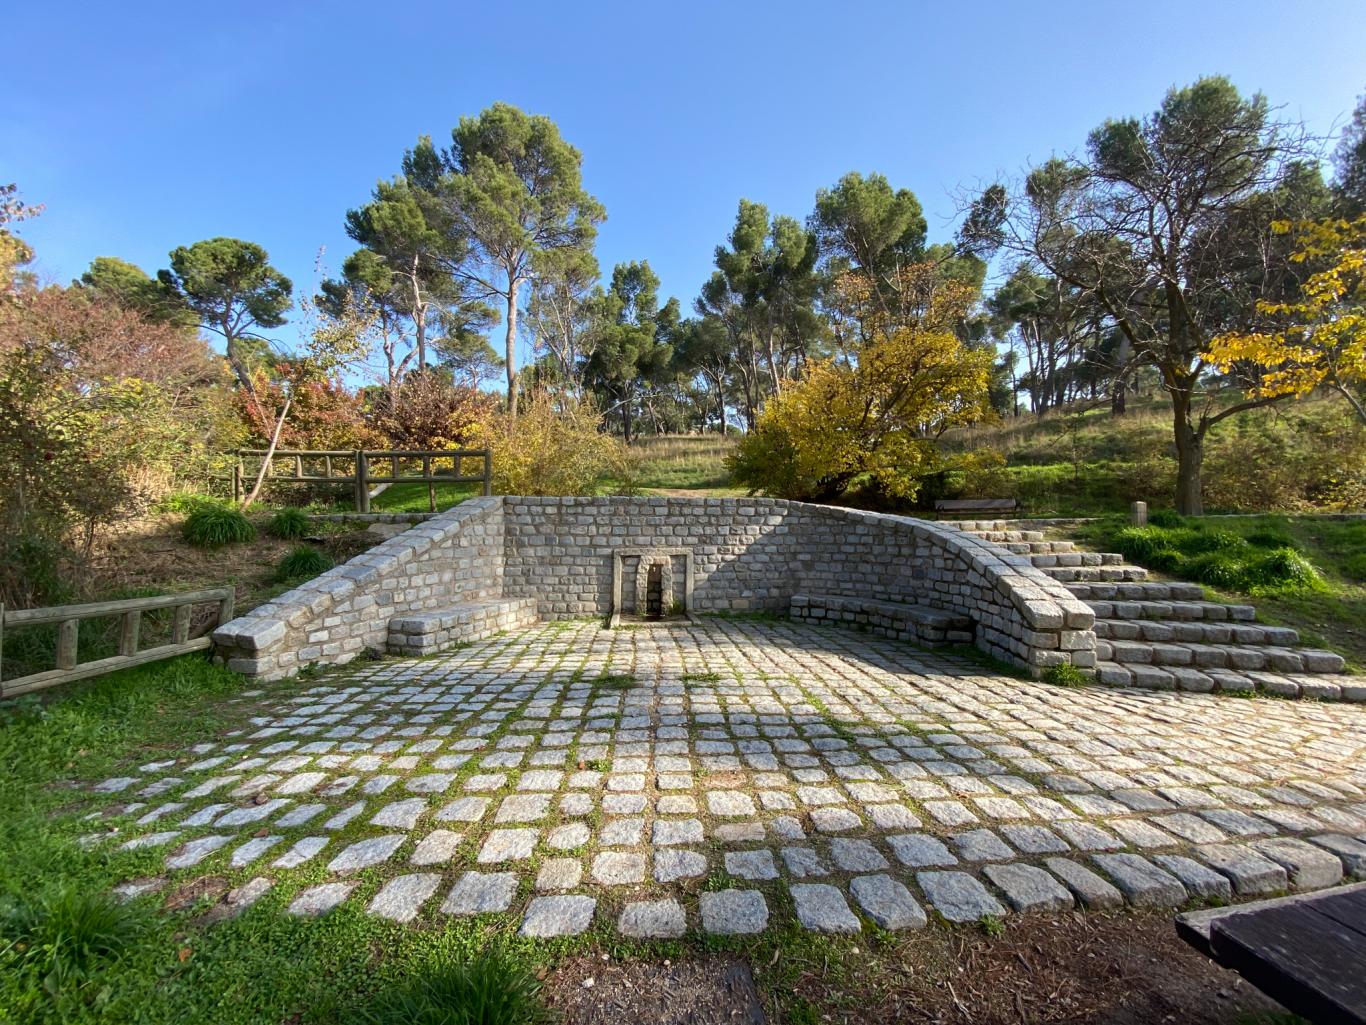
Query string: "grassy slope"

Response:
xmin=1073 ymin=514 xmax=1366 ymax=670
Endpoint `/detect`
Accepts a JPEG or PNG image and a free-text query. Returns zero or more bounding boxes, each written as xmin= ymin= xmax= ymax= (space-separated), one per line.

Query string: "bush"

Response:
xmin=275 ymin=545 xmax=333 ymax=582
xmin=1245 ymin=529 xmax=1299 ymax=550
xmin=0 ymin=534 xmax=69 ymax=608
xmin=266 ymin=508 xmax=310 ymax=540
xmin=182 ymin=504 xmax=256 ymax=548
xmin=1107 ymin=520 xmax=1325 ymax=594
xmin=1 ymin=888 xmax=154 ymax=999
xmin=1342 ymin=551 xmax=1366 ymax=582
xmin=954 ymin=448 xmax=1012 ymax=499
xmin=476 ymin=394 xmax=627 ymax=497
xmin=355 ymin=951 xmax=551 ymax=1025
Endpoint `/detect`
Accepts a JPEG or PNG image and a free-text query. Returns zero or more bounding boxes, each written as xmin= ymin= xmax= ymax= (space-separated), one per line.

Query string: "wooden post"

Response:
xmin=482 ymin=450 xmax=492 ymax=496
xmin=1131 ymin=501 xmax=1148 ymax=526
xmin=357 ymin=451 xmax=371 ymax=513
xmin=294 ymin=453 xmax=303 ymax=479
xmin=324 ymin=454 xmax=333 ymax=480
xmin=172 ymin=604 xmax=193 ymax=645
xmin=424 ymin=454 xmax=434 ymax=511
xmin=231 ymin=460 xmax=242 ymax=504
xmin=119 ymin=610 xmax=140 ymax=656
xmin=218 ymin=589 xmax=235 ymax=629
xmin=56 ymin=619 xmax=78 ymax=670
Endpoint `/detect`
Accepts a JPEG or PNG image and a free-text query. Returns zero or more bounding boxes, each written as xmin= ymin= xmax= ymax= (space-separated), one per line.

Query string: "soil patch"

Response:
xmin=545 ymin=955 xmax=766 ymax=1025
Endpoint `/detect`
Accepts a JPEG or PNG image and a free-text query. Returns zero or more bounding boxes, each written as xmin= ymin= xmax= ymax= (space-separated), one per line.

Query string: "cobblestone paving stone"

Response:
xmin=76 ymin=620 xmax=1366 ymax=938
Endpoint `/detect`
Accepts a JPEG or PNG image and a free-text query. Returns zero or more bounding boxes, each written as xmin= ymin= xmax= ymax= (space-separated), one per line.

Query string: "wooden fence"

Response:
xmin=0 ymin=587 xmax=235 ymax=698
xmin=231 ymin=449 xmax=492 ymax=512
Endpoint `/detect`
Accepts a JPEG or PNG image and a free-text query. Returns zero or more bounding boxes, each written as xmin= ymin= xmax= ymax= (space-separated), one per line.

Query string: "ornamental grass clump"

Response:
xmin=182 ymin=503 xmax=255 ymax=548
xmin=266 ymin=508 xmax=310 ymax=540
xmin=274 ymin=545 xmax=333 ymax=583
xmin=355 ymin=950 xmax=551 ymax=1025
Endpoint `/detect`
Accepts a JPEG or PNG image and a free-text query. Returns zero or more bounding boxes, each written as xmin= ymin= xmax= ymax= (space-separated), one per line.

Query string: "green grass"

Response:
xmin=624 ymin=433 xmax=738 ymax=492
xmin=1076 ymin=513 xmax=1366 ymax=670
xmin=274 ymin=545 xmax=334 ymax=584
xmin=266 ymin=508 xmax=310 ymax=540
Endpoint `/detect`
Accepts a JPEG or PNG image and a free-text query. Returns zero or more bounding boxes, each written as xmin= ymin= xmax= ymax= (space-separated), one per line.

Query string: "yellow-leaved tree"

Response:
xmin=1206 ymin=216 xmax=1366 ymax=424
xmin=728 ymin=291 xmax=995 ymax=502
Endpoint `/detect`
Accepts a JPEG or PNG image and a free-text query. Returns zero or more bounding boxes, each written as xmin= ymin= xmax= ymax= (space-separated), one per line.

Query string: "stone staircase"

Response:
xmin=946 ymin=520 xmax=1365 ymax=702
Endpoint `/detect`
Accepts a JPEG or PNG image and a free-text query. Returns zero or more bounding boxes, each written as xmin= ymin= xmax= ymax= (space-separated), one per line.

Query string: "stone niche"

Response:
xmin=610 ymin=547 xmax=694 ymax=624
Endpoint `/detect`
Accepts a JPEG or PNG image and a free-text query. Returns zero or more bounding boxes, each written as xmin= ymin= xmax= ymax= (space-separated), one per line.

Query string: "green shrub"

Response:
xmin=1183 ymin=529 xmax=1247 ymax=554
xmin=1183 ymin=551 xmax=1249 ymax=590
xmin=1 ymin=888 xmax=154 ymax=995
xmin=1342 ymin=551 xmax=1366 ymax=582
xmin=154 ymin=490 xmax=221 ymax=515
xmin=275 ymin=545 xmax=333 ymax=582
xmin=266 ymin=508 xmax=310 ymax=540
xmin=1148 ymin=509 xmax=1184 ymax=528
xmin=1247 ymin=548 xmax=1323 ymax=592
xmin=182 ymin=504 xmax=255 ymax=548
xmin=355 ymin=951 xmax=551 ymax=1025
xmin=0 ymin=534 xmax=69 ymax=608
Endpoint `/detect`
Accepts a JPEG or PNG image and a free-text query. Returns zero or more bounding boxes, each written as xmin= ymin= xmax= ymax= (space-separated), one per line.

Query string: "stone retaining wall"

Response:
xmin=212 ymin=498 xmax=503 ymax=678
xmin=213 ymin=496 xmax=1094 ymax=679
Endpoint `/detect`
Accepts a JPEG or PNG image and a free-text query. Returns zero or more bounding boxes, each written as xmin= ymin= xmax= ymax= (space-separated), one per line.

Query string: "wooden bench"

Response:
xmin=1176 ymin=881 xmax=1366 ymax=1025
xmin=790 ymin=593 xmax=972 ymax=648
xmin=933 ymin=497 xmax=1020 ymax=517
xmin=387 ymin=598 xmax=538 ymax=655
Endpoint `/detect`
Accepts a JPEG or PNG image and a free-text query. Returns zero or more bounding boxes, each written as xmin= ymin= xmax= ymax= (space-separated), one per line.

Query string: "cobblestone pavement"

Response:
xmin=84 ymin=620 xmax=1366 ymax=937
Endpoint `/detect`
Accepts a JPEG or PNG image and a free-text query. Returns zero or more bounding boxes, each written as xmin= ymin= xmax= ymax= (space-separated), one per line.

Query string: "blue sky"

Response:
xmin=5 ymin=0 xmax=1365 ymax=367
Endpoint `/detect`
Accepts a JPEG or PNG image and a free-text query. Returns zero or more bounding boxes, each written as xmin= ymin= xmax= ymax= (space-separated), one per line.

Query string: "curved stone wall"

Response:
xmin=213 ymin=496 xmax=1094 ymax=679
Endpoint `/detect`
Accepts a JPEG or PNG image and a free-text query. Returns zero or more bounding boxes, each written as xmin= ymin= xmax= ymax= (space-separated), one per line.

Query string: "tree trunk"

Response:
xmin=241 ymin=395 xmax=290 ymax=510
xmin=1171 ymin=394 xmax=1204 ymax=516
xmin=1111 ymin=375 xmax=1127 ymax=416
xmin=504 ymin=284 xmax=519 ymax=417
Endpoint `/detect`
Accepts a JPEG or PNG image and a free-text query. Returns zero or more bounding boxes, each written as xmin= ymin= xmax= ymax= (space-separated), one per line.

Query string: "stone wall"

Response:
xmin=213 ymin=495 xmax=1094 ymax=679
xmin=211 ymin=497 xmax=504 ymax=678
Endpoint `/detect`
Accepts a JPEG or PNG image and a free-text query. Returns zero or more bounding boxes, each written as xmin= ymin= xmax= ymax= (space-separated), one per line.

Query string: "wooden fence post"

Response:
xmin=231 ymin=459 xmax=242 ymax=504
xmin=482 ymin=451 xmax=492 ymax=496
xmin=357 ymin=451 xmax=371 ymax=513
xmin=172 ymin=604 xmax=193 ymax=645
xmin=119 ymin=610 xmax=140 ymax=656
xmin=56 ymin=619 xmax=78 ymax=670
xmin=218 ymin=589 xmax=235 ymax=629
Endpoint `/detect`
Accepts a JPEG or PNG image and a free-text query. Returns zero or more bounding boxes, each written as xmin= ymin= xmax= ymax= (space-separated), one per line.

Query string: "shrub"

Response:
xmin=266 ymin=508 xmax=310 ymax=540
xmin=0 ymin=534 xmax=69 ymax=608
xmin=475 ymin=394 xmax=626 ymax=497
xmin=1342 ymin=551 xmax=1366 ymax=582
xmin=182 ymin=504 xmax=256 ymax=548
xmin=154 ymin=490 xmax=222 ymax=516
xmin=1247 ymin=547 xmax=1323 ymax=592
xmin=355 ymin=951 xmax=551 ymax=1025
xmin=275 ymin=545 xmax=333 ymax=582
xmin=1 ymin=888 xmax=153 ymax=997
xmin=1148 ymin=509 xmax=1184 ymax=528
xmin=954 ymin=448 xmax=1012 ymax=499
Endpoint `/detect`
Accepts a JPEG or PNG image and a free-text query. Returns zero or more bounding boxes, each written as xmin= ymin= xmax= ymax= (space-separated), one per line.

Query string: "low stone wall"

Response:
xmin=211 ymin=498 xmax=504 ymax=678
xmin=213 ymin=495 xmax=1094 ymax=679
xmin=790 ymin=593 xmax=972 ymax=647
xmin=387 ymin=597 xmax=538 ymax=656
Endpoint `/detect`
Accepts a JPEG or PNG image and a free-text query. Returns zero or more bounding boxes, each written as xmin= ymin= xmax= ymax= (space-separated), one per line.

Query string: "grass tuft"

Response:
xmin=353 ymin=950 xmax=552 ymax=1025
xmin=266 ymin=508 xmax=310 ymax=540
xmin=182 ymin=504 xmax=256 ymax=548
xmin=274 ymin=545 xmax=334 ymax=583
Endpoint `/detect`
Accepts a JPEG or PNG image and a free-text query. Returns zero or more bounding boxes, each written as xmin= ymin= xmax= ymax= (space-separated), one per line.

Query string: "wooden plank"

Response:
xmin=1211 ymin=904 xmax=1366 ymax=1025
xmin=119 ymin=610 xmax=140 ymax=656
xmin=1312 ymin=889 xmax=1366 ymax=939
xmin=1177 ymin=882 xmax=1366 ymax=955
xmin=5 ymin=587 xmax=233 ymax=627
xmin=0 ymin=638 xmax=213 ymax=698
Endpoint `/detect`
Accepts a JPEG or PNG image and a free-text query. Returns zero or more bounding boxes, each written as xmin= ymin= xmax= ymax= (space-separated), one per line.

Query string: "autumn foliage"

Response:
xmin=1206 ymin=217 xmax=1366 ymax=424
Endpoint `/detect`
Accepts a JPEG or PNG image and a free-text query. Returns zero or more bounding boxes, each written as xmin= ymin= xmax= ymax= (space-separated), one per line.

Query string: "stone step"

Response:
xmin=1066 ymin=580 xmax=1207 ymax=602
xmin=1043 ymin=564 xmax=1149 ymax=583
xmin=962 ymin=529 xmax=1046 ymax=543
xmin=1084 ymin=598 xmax=1258 ymax=623
xmin=1096 ymin=638 xmax=1346 ymax=674
xmin=1002 ymin=540 xmax=1079 ymax=556
xmin=1094 ymin=618 xmax=1300 ymax=647
xmin=1094 ymin=661 xmax=1366 ymax=702
xmin=1029 ymin=550 xmax=1129 ymax=567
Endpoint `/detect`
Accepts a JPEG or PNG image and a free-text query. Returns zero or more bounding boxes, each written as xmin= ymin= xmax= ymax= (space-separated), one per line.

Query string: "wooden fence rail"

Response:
xmin=231 ymin=448 xmax=491 ymax=512
xmin=0 ymin=587 xmax=235 ymax=698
